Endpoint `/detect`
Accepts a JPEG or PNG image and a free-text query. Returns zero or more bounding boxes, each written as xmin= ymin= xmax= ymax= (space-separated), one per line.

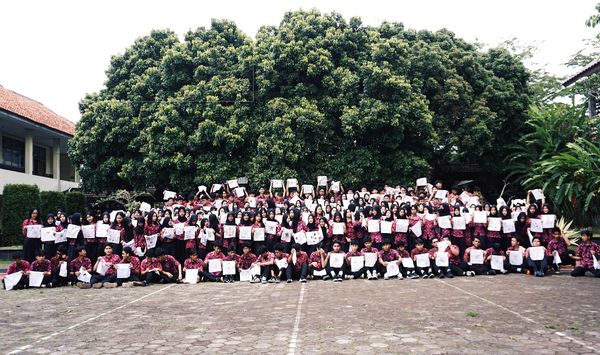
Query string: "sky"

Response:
xmin=0 ymin=0 xmax=598 ymax=123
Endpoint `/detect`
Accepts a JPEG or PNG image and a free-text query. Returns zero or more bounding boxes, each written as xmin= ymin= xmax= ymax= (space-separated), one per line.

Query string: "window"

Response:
xmin=2 ymin=136 xmax=24 ymax=170
xmin=33 ymin=145 xmax=47 ymax=176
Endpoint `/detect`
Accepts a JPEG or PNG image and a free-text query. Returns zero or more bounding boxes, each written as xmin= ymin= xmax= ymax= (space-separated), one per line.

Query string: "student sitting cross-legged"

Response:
xmin=90 ymin=244 xmax=121 ymax=289
xmin=287 ymin=243 xmax=309 ymax=283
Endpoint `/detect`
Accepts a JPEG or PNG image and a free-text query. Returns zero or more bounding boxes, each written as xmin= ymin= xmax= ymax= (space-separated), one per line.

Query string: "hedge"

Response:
xmin=65 ymin=191 xmax=86 ymax=215
xmin=1 ymin=184 xmax=40 ymax=247
xmin=40 ymin=191 xmax=66 ymax=217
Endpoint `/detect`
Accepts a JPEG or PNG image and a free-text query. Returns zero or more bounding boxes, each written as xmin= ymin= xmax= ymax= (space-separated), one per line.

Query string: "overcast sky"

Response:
xmin=1 ymin=0 xmax=598 ymax=122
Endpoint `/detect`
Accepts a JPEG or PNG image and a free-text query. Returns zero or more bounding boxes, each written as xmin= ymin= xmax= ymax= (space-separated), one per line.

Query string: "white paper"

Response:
xmin=144 ymin=234 xmax=158 ymax=249
xmin=96 ymin=259 xmax=109 ymax=275
xmin=593 ymin=255 xmax=600 ymax=270
xmin=77 ymin=266 xmax=91 ymax=283
xmin=529 ymin=246 xmax=545 ymax=261
xmin=81 ymin=225 xmax=95 ymax=239
xmin=29 ymin=271 xmax=45 ymax=287
xmin=415 ymin=254 xmax=430 ymax=268
xmin=222 ymin=260 xmax=237 ymax=275
xmin=253 ymin=228 xmax=265 ymax=241
xmin=287 ymin=179 xmax=298 ymax=188
xmin=401 ymin=257 xmax=415 ymax=268
xmin=364 ymin=252 xmax=378 ymax=267
xmin=531 ymin=189 xmax=544 ymax=201
xmin=227 ymin=179 xmax=239 ymax=189
xmin=474 ymin=211 xmax=487 ymax=224
xmin=386 ymin=261 xmax=400 ymax=277
xmin=425 ymin=213 xmax=436 ymax=221
xmin=26 ymin=224 xmax=42 ymax=239
xmin=247 ymin=197 xmax=257 ymax=208
xmin=317 ymin=176 xmax=328 ymax=186
xmin=183 ymin=226 xmax=196 ymax=240
xmin=211 ymin=184 xmax=222 ymax=193
xmin=502 ymin=219 xmax=516 ymax=234
xmin=491 ymin=255 xmax=504 ymax=271
xmin=437 ymin=241 xmax=450 ymax=253
xmin=96 ymin=223 xmax=110 ymax=238
xmin=238 ymin=265 xmax=259 ymax=282
xmin=350 ymin=256 xmax=364 ymax=272
xmin=238 ymin=226 xmax=252 ymax=240
xmin=435 ymin=190 xmax=448 ymax=199
xmin=541 ymin=214 xmax=556 ymax=229
xmin=411 ymin=221 xmax=422 ymax=237
xmin=302 ymin=185 xmax=314 ymax=194
xmin=438 ymin=216 xmax=452 ymax=229
xmin=330 ymin=181 xmax=340 ymax=192
xmin=41 ymin=227 xmax=56 ymax=242
xmin=294 ymin=231 xmax=307 ymax=245
xmin=208 ymin=259 xmax=222 ymax=273
xmin=234 ymin=187 xmax=245 ymax=198
xmin=487 ymin=218 xmax=502 ymax=232
xmin=306 ymin=231 xmax=322 ymax=246
xmin=4 ymin=271 xmax=23 ymax=290
xmin=184 ymin=268 xmax=199 ymax=284
xmin=59 ymin=262 xmax=68 ymax=277
xmin=163 ymin=190 xmax=176 ymax=200
xmin=313 ymin=268 xmax=327 ymax=277
xmin=469 ymin=249 xmax=484 ymax=264
xmin=301 ymin=212 xmax=310 ymax=224
xmin=416 ymin=177 xmax=427 ymax=186
xmin=276 ymin=258 xmax=288 ymax=269
xmin=116 ymin=264 xmax=131 ymax=279
xmin=107 ymin=229 xmax=121 ymax=244
xmin=551 ymin=250 xmax=561 ymax=265
xmin=530 ymin=219 xmax=543 ymax=233
xmin=380 ymin=221 xmax=393 ymax=234
xmin=509 ymin=250 xmax=524 ymax=266
xmin=173 ymin=223 xmax=185 ymax=235
xmin=65 ymin=224 xmax=80 ymax=239
xmin=329 ymin=253 xmax=344 ymax=268
xmin=139 ymin=202 xmax=152 ymax=212
xmin=452 ymin=217 xmax=466 ymax=230
xmin=223 ymin=225 xmax=237 ymax=239
xmin=395 ymin=219 xmax=409 ymax=233
xmin=54 ymin=231 xmax=66 ymax=244
xmin=333 ymin=222 xmax=345 ymax=235
xmin=281 ymin=228 xmax=293 ymax=243
xmin=367 ymin=219 xmax=380 ymax=233
xmin=435 ymin=252 xmax=449 ymax=267
xmin=275 ymin=215 xmax=283 ymax=224
xmin=265 ymin=221 xmax=278 ymax=235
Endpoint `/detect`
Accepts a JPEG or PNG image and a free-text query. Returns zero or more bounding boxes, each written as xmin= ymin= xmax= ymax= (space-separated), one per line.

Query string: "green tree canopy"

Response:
xmin=69 ymin=10 xmax=530 ymax=193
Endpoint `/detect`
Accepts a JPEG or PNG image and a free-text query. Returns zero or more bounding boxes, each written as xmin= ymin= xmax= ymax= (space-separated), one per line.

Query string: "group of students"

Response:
xmin=4 ymin=178 xmax=600 ymax=290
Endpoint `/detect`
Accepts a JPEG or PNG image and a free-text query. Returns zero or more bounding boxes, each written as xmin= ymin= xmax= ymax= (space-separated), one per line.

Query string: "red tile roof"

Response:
xmin=0 ymin=85 xmax=75 ymax=136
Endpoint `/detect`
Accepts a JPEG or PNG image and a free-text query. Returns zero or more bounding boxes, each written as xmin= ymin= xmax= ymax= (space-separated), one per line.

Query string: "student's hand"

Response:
xmin=592 ymin=250 xmax=596 ymax=255
xmin=311 ymin=262 xmax=318 ymax=267
xmin=25 ymin=271 xmax=30 ymax=275
xmin=383 ymin=261 xmax=388 ymax=266
xmin=164 ymin=272 xmax=173 ymax=278
xmin=75 ymin=271 xmax=80 ymax=276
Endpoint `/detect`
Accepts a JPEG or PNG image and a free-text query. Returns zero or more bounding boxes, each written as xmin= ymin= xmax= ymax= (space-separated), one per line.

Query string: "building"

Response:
xmin=562 ymin=58 xmax=600 ymax=116
xmin=0 ymin=85 xmax=80 ymax=193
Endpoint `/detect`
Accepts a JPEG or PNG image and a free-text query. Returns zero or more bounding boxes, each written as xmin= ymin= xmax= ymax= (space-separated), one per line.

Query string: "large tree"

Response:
xmin=69 ymin=10 xmax=531 ymax=193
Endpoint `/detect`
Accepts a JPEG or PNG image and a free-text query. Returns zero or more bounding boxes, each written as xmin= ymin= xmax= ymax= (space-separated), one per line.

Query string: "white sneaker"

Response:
xmin=397 ymin=274 xmax=403 ymax=280
xmin=384 ymin=274 xmax=389 ymax=280
xmin=366 ymin=270 xmax=373 ymax=279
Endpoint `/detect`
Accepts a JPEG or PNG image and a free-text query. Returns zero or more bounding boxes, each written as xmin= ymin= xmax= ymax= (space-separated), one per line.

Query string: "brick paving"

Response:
xmin=1 ymin=274 xmax=599 ymax=354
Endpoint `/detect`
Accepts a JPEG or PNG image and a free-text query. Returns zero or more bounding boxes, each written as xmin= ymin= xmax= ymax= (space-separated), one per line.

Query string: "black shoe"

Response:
xmin=446 ymin=272 xmax=454 ymax=278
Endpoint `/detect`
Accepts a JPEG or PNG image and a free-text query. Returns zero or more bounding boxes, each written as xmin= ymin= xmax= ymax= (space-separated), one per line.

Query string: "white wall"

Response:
xmin=0 ymin=168 xmax=79 ymax=193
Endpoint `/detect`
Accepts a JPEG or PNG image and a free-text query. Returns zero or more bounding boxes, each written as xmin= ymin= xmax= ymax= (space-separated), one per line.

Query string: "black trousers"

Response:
xmin=23 ymin=238 xmax=41 ymax=263
xmin=287 ymin=263 xmax=308 ymax=280
xmin=468 ymin=264 xmax=490 ymax=275
xmin=116 ymin=273 xmax=141 ymax=286
xmin=571 ymin=266 xmax=600 ymax=277
xmin=90 ymin=274 xmax=116 ymax=285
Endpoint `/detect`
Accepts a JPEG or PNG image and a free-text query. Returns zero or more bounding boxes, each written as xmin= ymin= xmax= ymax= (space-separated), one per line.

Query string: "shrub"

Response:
xmin=65 ymin=191 xmax=86 ymax=215
xmin=39 ymin=191 xmax=66 ymax=217
xmin=0 ymin=184 xmax=40 ymax=246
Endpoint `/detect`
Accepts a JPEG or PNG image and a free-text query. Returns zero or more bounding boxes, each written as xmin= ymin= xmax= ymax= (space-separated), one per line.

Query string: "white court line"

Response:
xmin=287 ymin=283 xmax=306 ymax=355
xmin=7 ymin=284 xmax=176 ymax=354
xmin=437 ymin=280 xmax=598 ymax=353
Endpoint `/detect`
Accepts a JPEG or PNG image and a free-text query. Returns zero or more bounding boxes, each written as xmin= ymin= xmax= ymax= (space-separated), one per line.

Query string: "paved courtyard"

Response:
xmin=1 ymin=274 xmax=600 ymax=354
